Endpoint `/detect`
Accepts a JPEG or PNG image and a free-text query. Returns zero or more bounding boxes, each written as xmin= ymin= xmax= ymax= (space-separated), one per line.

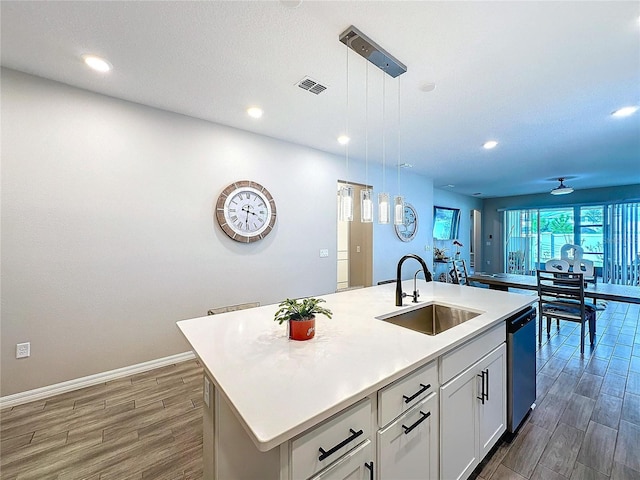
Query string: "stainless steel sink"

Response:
xmin=378 ymin=303 xmax=481 ymax=336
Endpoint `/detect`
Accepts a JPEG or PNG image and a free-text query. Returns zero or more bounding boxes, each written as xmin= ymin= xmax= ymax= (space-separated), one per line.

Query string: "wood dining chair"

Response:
xmin=536 ymin=270 xmax=596 ymax=353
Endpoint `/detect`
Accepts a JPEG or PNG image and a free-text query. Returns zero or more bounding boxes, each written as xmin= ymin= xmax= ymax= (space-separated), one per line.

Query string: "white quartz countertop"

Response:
xmin=177 ymin=281 xmax=535 ymax=452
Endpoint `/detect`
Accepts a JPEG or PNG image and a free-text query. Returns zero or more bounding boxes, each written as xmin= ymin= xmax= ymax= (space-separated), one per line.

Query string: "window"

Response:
xmin=433 ymin=206 xmax=460 ymax=240
xmin=504 ymin=202 xmax=640 ymax=285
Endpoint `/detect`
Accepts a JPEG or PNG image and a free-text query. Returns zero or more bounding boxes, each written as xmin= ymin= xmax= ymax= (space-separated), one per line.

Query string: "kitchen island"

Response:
xmin=177 ymin=280 xmax=535 ymax=479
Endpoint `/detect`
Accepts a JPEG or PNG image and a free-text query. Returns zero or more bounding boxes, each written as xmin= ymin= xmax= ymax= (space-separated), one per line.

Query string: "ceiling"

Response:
xmin=1 ymin=1 xmax=639 ymax=198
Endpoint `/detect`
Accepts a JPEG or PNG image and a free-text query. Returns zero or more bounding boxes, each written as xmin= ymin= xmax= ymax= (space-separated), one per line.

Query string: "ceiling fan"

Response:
xmin=550 ymin=178 xmax=574 ymax=195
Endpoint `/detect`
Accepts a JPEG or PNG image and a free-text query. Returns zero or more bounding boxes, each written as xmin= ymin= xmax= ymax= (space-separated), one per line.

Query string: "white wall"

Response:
xmin=1 ymin=69 xmax=434 ymax=395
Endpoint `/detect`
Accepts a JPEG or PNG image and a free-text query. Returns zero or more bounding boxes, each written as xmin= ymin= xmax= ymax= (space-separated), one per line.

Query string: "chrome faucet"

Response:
xmin=396 ymin=254 xmax=432 ymax=306
xmin=413 ymin=269 xmax=425 ymax=303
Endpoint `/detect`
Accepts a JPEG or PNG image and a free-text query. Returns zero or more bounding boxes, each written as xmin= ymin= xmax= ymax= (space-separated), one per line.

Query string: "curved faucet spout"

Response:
xmin=396 ymin=254 xmax=433 ymax=306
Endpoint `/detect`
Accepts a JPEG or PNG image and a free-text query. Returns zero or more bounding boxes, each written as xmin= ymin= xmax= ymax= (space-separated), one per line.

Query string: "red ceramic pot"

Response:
xmin=289 ymin=316 xmax=316 ymax=341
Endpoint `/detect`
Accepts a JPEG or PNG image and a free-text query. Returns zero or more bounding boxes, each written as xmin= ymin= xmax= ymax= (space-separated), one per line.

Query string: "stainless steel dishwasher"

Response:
xmin=506 ymin=305 xmax=537 ymax=437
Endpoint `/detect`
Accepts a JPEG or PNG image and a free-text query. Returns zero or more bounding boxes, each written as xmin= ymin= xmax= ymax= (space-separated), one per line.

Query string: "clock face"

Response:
xmin=216 ymin=181 xmax=276 ymax=243
xmin=394 ymin=203 xmax=418 ymax=242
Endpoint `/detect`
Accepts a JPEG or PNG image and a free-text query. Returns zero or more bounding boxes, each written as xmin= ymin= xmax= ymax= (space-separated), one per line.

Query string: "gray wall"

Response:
xmin=1 ymin=69 xmax=434 ymax=395
xmin=482 ymin=185 xmax=640 ymax=273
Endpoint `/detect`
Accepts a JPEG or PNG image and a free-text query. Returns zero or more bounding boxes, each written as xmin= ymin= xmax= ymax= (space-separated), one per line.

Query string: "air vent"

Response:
xmin=297 ymin=76 xmax=327 ymax=95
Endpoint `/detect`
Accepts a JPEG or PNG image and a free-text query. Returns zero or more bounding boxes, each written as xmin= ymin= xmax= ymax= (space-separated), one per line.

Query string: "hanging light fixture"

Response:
xmin=360 ymin=62 xmax=373 ymax=223
xmin=394 ymin=75 xmax=405 ymax=225
xmin=339 ymin=26 xmax=407 ymax=226
xmin=378 ymin=70 xmax=390 ymax=224
xmin=338 ymin=43 xmax=354 ymax=222
xmin=550 ymin=178 xmax=574 ymax=195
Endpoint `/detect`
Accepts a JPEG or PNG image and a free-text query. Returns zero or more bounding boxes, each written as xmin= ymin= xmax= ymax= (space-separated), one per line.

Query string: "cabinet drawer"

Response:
xmin=309 ymin=439 xmax=373 ymax=480
xmin=378 ymin=393 xmax=439 ymax=480
xmin=291 ymin=398 xmax=372 ymax=480
xmin=440 ymin=322 xmax=505 ymax=384
xmin=378 ymin=360 xmax=437 ymax=427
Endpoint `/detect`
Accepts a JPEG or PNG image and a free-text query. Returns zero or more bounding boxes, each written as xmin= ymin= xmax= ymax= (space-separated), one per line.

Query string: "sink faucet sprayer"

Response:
xmin=396 ymin=254 xmax=433 ymax=306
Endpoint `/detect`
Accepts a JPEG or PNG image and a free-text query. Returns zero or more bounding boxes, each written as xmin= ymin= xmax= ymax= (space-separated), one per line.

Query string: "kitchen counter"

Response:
xmin=177 ymin=280 xmax=535 ymax=452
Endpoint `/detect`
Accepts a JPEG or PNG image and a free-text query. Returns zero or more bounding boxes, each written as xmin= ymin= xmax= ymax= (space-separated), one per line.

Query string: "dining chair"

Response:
xmin=207 ymin=302 xmax=260 ymax=315
xmin=573 ymin=259 xmax=596 ymax=285
xmin=450 ymin=259 xmax=470 ymax=286
xmin=545 ymin=258 xmax=570 ymax=272
xmin=536 ymin=270 xmax=596 ymax=353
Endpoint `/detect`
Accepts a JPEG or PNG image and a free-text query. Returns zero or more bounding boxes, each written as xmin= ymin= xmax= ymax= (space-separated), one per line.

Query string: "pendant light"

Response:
xmin=360 ymin=62 xmax=373 ymax=223
xmin=338 ymin=45 xmax=354 ymax=221
xmin=378 ymin=70 xmax=391 ymax=224
xmin=393 ymin=75 xmax=405 ymax=225
xmin=338 ymin=26 xmax=407 ymax=225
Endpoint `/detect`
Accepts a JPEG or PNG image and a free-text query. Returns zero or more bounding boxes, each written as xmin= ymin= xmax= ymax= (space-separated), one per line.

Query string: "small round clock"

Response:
xmin=394 ymin=203 xmax=418 ymax=242
xmin=215 ymin=180 xmax=277 ymax=243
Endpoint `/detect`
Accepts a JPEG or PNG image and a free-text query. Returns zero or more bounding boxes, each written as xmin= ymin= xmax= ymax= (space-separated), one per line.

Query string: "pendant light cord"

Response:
xmin=365 ymin=62 xmax=369 ymax=188
xmin=345 ymin=44 xmax=350 ymax=185
xmin=397 ymin=75 xmax=401 ymax=192
xmin=382 ymin=69 xmax=386 ymax=192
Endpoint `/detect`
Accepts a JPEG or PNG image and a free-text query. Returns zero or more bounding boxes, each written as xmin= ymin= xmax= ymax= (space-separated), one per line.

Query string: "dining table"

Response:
xmin=468 ymin=272 xmax=640 ymax=305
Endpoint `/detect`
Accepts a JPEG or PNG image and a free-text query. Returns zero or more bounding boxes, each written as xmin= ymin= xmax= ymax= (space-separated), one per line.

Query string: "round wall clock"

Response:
xmin=215 ymin=180 xmax=277 ymax=243
xmin=394 ymin=203 xmax=418 ymax=242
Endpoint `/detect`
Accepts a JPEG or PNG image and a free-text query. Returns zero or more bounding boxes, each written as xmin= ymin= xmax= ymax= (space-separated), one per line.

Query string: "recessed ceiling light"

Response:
xmin=420 ymin=82 xmax=436 ymax=93
xmin=82 ymin=54 xmax=112 ymax=73
xmin=247 ymin=107 xmax=263 ymax=119
xmin=399 ymin=163 xmax=413 ymax=168
xmin=483 ymin=140 xmax=498 ymax=149
xmin=472 ymin=193 xmax=482 ymax=196
xmin=611 ymin=106 xmax=638 ymax=117
xmin=337 ymin=135 xmax=350 ymax=145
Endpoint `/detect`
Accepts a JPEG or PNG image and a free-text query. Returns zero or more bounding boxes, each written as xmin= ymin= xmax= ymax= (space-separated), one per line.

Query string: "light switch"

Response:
xmin=356 ymin=245 xmax=361 ymax=253
xmin=319 ymin=249 xmax=329 ymax=258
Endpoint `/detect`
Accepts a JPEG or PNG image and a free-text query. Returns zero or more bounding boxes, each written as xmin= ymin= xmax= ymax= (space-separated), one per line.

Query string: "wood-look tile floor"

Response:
xmin=2 ymin=303 xmax=639 ymax=480
xmin=0 ymin=359 xmax=203 ymax=480
xmin=476 ymin=301 xmax=640 ymax=480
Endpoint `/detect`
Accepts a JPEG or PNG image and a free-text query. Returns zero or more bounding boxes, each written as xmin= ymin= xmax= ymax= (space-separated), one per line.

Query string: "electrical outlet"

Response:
xmin=16 ymin=342 xmax=30 ymax=359
xmin=203 ymin=377 xmax=210 ymax=407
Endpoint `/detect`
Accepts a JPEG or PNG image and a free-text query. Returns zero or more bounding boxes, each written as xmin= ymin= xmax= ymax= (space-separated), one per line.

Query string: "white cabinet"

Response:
xmin=377 ymin=393 xmax=439 ymax=480
xmin=309 ymin=440 xmax=374 ymax=480
xmin=478 ymin=345 xmax=506 ymax=459
xmin=440 ymin=343 xmax=506 ymax=480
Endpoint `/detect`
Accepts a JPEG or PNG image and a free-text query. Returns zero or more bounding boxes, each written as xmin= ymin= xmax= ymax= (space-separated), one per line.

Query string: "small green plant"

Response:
xmin=274 ymin=297 xmax=333 ymax=324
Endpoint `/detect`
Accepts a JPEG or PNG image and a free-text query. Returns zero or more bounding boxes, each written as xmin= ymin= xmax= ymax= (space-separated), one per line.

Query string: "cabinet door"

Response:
xmin=377 ymin=393 xmax=438 ymax=480
xmin=440 ymin=366 xmax=479 ymax=480
xmin=309 ymin=439 xmax=373 ymax=480
xmin=477 ymin=343 xmax=506 ymax=459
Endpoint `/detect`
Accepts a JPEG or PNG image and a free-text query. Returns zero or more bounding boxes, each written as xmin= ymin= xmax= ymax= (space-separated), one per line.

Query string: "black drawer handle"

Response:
xmin=403 ymin=383 xmax=431 ymax=404
xmin=365 ymin=461 xmax=374 ymax=480
xmin=318 ymin=428 xmax=364 ymax=461
xmin=402 ymin=410 xmax=431 ymax=435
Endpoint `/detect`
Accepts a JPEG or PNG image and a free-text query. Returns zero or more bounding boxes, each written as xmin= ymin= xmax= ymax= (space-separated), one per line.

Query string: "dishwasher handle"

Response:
xmin=507 ymin=306 xmax=536 ymax=334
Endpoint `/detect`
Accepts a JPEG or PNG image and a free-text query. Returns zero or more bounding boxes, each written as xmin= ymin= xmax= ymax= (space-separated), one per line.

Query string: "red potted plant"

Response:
xmin=274 ymin=297 xmax=333 ymax=341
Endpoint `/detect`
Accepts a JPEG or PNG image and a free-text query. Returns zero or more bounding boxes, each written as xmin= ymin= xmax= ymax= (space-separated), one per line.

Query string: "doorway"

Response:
xmin=337 ymin=181 xmax=373 ymax=291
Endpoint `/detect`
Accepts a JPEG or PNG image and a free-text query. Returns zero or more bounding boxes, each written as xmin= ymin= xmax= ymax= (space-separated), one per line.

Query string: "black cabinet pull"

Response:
xmin=485 ymin=368 xmax=490 ymax=401
xmin=403 ymin=383 xmax=431 ymax=404
xmin=364 ymin=461 xmax=374 ymax=480
xmin=402 ymin=410 xmax=431 ymax=435
xmin=318 ymin=428 xmax=364 ymax=461
xmin=476 ymin=371 xmax=486 ymax=404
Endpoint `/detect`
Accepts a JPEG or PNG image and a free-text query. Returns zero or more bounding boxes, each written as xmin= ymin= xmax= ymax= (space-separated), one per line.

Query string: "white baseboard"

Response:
xmin=0 ymin=351 xmax=196 ymax=409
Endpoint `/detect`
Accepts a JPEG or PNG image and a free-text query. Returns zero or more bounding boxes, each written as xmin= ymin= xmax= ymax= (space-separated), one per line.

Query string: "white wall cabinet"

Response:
xmin=377 ymin=393 xmax=439 ymax=480
xmin=440 ymin=343 xmax=506 ymax=480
